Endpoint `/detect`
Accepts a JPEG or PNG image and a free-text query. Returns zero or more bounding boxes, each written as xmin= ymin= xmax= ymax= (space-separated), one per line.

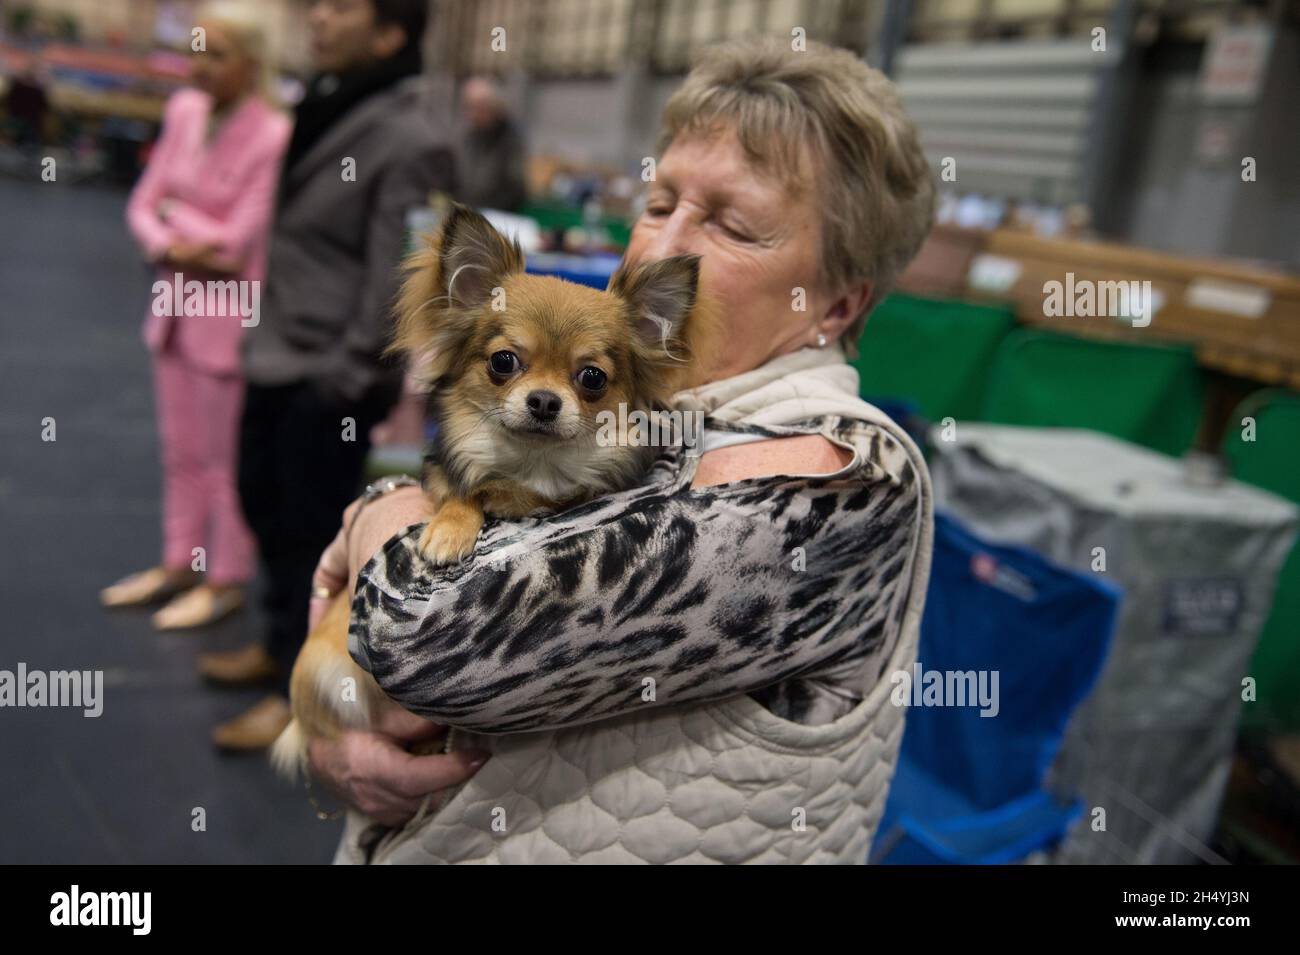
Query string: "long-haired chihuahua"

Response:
xmin=271 ymin=204 xmax=714 ymax=783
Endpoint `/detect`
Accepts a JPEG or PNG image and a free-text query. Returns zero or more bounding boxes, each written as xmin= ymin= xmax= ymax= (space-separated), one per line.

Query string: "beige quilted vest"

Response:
xmin=334 ymin=346 xmax=934 ymax=864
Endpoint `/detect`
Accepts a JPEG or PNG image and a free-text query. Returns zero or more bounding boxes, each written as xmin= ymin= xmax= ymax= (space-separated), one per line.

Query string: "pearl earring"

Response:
xmin=816 ymin=333 xmax=827 ymax=348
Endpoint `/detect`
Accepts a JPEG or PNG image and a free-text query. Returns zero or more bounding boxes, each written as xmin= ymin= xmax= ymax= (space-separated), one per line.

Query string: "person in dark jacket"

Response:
xmin=457 ymin=75 xmax=527 ymax=212
xmin=198 ymin=0 xmax=456 ymax=750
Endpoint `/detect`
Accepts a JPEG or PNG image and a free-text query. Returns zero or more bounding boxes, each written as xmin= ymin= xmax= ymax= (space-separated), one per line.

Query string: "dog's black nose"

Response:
xmin=526 ymin=390 xmax=563 ymax=422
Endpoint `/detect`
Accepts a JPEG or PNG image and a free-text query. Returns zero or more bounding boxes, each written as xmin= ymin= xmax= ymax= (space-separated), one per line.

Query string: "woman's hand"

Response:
xmin=307 ymin=707 xmax=489 ymax=827
xmin=163 ymin=241 xmax=243 ymax=275
xmin=164 ymin=240 xmax=215 ymax=267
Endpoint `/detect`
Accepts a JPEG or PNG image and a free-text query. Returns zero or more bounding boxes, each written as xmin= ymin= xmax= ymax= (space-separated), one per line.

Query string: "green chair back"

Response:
xmin=1224 ymin=390 xmax=1300 ymax=733
xmin=851 ymin=293 xmax=1016 ymax=422
xmin=981 ymin=330 xmax=1204 ymax=457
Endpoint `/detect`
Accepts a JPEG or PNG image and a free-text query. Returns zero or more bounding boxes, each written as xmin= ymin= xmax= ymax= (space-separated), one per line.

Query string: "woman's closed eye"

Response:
xmin=716 ymin=217 xmax=754 ymax=243
xmin=639 ymin=197 xmax=759 ymax=246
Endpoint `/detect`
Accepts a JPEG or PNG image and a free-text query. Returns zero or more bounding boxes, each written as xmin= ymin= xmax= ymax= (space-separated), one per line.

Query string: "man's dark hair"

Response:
xmin=372 ymin=0 xmax=429 ymax=57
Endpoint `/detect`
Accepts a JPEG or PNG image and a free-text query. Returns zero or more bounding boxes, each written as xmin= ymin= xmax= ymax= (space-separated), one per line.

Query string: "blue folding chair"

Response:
xmin=871 ymin=512 xmax=1121 ymax=864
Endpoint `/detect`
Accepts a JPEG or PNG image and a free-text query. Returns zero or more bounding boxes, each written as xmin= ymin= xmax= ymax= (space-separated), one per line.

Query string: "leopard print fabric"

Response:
xmin=348 ymin=414 xmax=923 ymax=733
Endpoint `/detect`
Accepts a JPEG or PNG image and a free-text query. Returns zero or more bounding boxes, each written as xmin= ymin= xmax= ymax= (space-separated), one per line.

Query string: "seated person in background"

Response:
xmin=457 ymin=75 xmax=528 ymax=213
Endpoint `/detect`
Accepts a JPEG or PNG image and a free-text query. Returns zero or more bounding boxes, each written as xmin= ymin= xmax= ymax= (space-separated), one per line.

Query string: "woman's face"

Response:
xmin=624 ymin=127 xmax=864 ymax=382
xmin=190 ymin=20 xmax=254 ymax=106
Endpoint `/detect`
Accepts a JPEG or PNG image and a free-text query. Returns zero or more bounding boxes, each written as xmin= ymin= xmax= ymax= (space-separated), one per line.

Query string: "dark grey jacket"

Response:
xmin=458 ymin=117 xmax=527 ymax=213
xmin=242 ymin=76 xmax=456 ymax=403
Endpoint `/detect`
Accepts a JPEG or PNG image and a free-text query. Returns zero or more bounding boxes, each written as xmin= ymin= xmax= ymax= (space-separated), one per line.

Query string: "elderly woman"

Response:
xmin=306 ymin=36 xmax=935 ymax=864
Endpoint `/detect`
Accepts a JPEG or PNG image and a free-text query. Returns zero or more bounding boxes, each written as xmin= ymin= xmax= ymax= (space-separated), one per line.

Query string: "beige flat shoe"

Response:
xmin=101 ymin=566 xmax=200 ymax=608
xmin=198 ymin=643 xmax=280 ymax=687
xmin=152 ymin=584 xmax=245 ymax=631
xmin=213 ymin=695 xmax=292 ymax=751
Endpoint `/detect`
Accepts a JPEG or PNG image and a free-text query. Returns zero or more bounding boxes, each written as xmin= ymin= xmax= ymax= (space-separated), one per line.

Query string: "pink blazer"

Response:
xmin=127 ymin=89 xmax=290 ymax=377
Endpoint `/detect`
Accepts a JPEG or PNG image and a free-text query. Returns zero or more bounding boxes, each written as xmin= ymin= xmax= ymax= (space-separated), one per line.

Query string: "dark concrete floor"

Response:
xmin=0 ymin=177 xmax=341 ymax=863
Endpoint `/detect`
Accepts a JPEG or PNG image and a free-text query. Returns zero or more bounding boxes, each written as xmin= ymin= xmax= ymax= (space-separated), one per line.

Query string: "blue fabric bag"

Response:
xmin=872 ymin=511 xmax=1121 ymax=864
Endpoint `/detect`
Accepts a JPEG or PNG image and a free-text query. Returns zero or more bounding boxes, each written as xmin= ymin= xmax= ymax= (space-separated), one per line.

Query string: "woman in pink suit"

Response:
xmin=102 ymin=5 xmax=290 ymax=629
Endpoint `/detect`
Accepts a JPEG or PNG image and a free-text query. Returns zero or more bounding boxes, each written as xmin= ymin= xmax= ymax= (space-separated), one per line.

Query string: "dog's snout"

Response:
xmin=526 ymin=390 xmax=563 ymax=422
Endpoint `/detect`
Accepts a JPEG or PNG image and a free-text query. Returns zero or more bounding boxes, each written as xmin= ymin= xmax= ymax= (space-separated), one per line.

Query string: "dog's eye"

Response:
xmin=576 ymin=367 xmax=608 ymax=393
xmin=488 ymin=351 xmax=519 ymax=377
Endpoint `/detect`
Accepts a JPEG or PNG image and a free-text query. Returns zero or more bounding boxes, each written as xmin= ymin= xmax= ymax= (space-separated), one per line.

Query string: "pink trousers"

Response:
xmin=153 ymin=348 xmax=256 ymax=585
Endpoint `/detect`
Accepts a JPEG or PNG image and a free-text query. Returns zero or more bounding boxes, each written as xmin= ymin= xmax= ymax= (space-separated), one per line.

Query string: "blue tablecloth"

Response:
xmin=525 ymin=252 xmax=622 ymax=289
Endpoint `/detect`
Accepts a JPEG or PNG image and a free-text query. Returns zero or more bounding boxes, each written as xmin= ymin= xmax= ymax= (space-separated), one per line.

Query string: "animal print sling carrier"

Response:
xmin=334 ymin=345 xmax=934 ymax=864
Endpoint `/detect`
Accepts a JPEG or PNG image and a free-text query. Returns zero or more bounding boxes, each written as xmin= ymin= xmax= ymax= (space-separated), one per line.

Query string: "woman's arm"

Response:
xmin=161 ymin=120 xmax=290 ymax=270
xmin=349 ymin=424 xmax=922 ymax=734
xmin=125 ymin=94 xmax=185 ymax=261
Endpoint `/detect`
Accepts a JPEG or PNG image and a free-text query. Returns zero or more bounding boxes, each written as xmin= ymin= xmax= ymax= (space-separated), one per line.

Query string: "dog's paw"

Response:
xmin=418 ymin=519 xmax=479 ymax=565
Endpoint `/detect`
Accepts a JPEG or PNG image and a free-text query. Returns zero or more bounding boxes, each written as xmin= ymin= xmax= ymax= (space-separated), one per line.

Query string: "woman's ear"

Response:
xmin=816 ymin=279 xmax=873 ymax=346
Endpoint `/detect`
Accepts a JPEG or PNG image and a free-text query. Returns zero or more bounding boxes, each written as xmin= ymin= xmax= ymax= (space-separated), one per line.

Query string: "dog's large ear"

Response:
xmin=389 ymin=204 xmax=524 ymax=383
xmin=609 ymin=254 xmax=701 ymax=360
xmin=437 ymin=203 xmax=525 ymax=308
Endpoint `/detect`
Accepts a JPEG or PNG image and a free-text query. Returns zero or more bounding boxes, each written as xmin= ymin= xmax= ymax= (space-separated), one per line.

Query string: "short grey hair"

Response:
xmin=657 ymin=36 xmax=936 ymax=355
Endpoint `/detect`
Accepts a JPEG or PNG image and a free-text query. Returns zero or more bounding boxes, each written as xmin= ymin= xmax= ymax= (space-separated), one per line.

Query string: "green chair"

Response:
xmin=1223 ymin=389 xmax=1300 ymax=733
xmin=980 ymin=330 xmax=1204 ymax=457
xmin=851 ymin=293 xmax=1016 ymax=422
